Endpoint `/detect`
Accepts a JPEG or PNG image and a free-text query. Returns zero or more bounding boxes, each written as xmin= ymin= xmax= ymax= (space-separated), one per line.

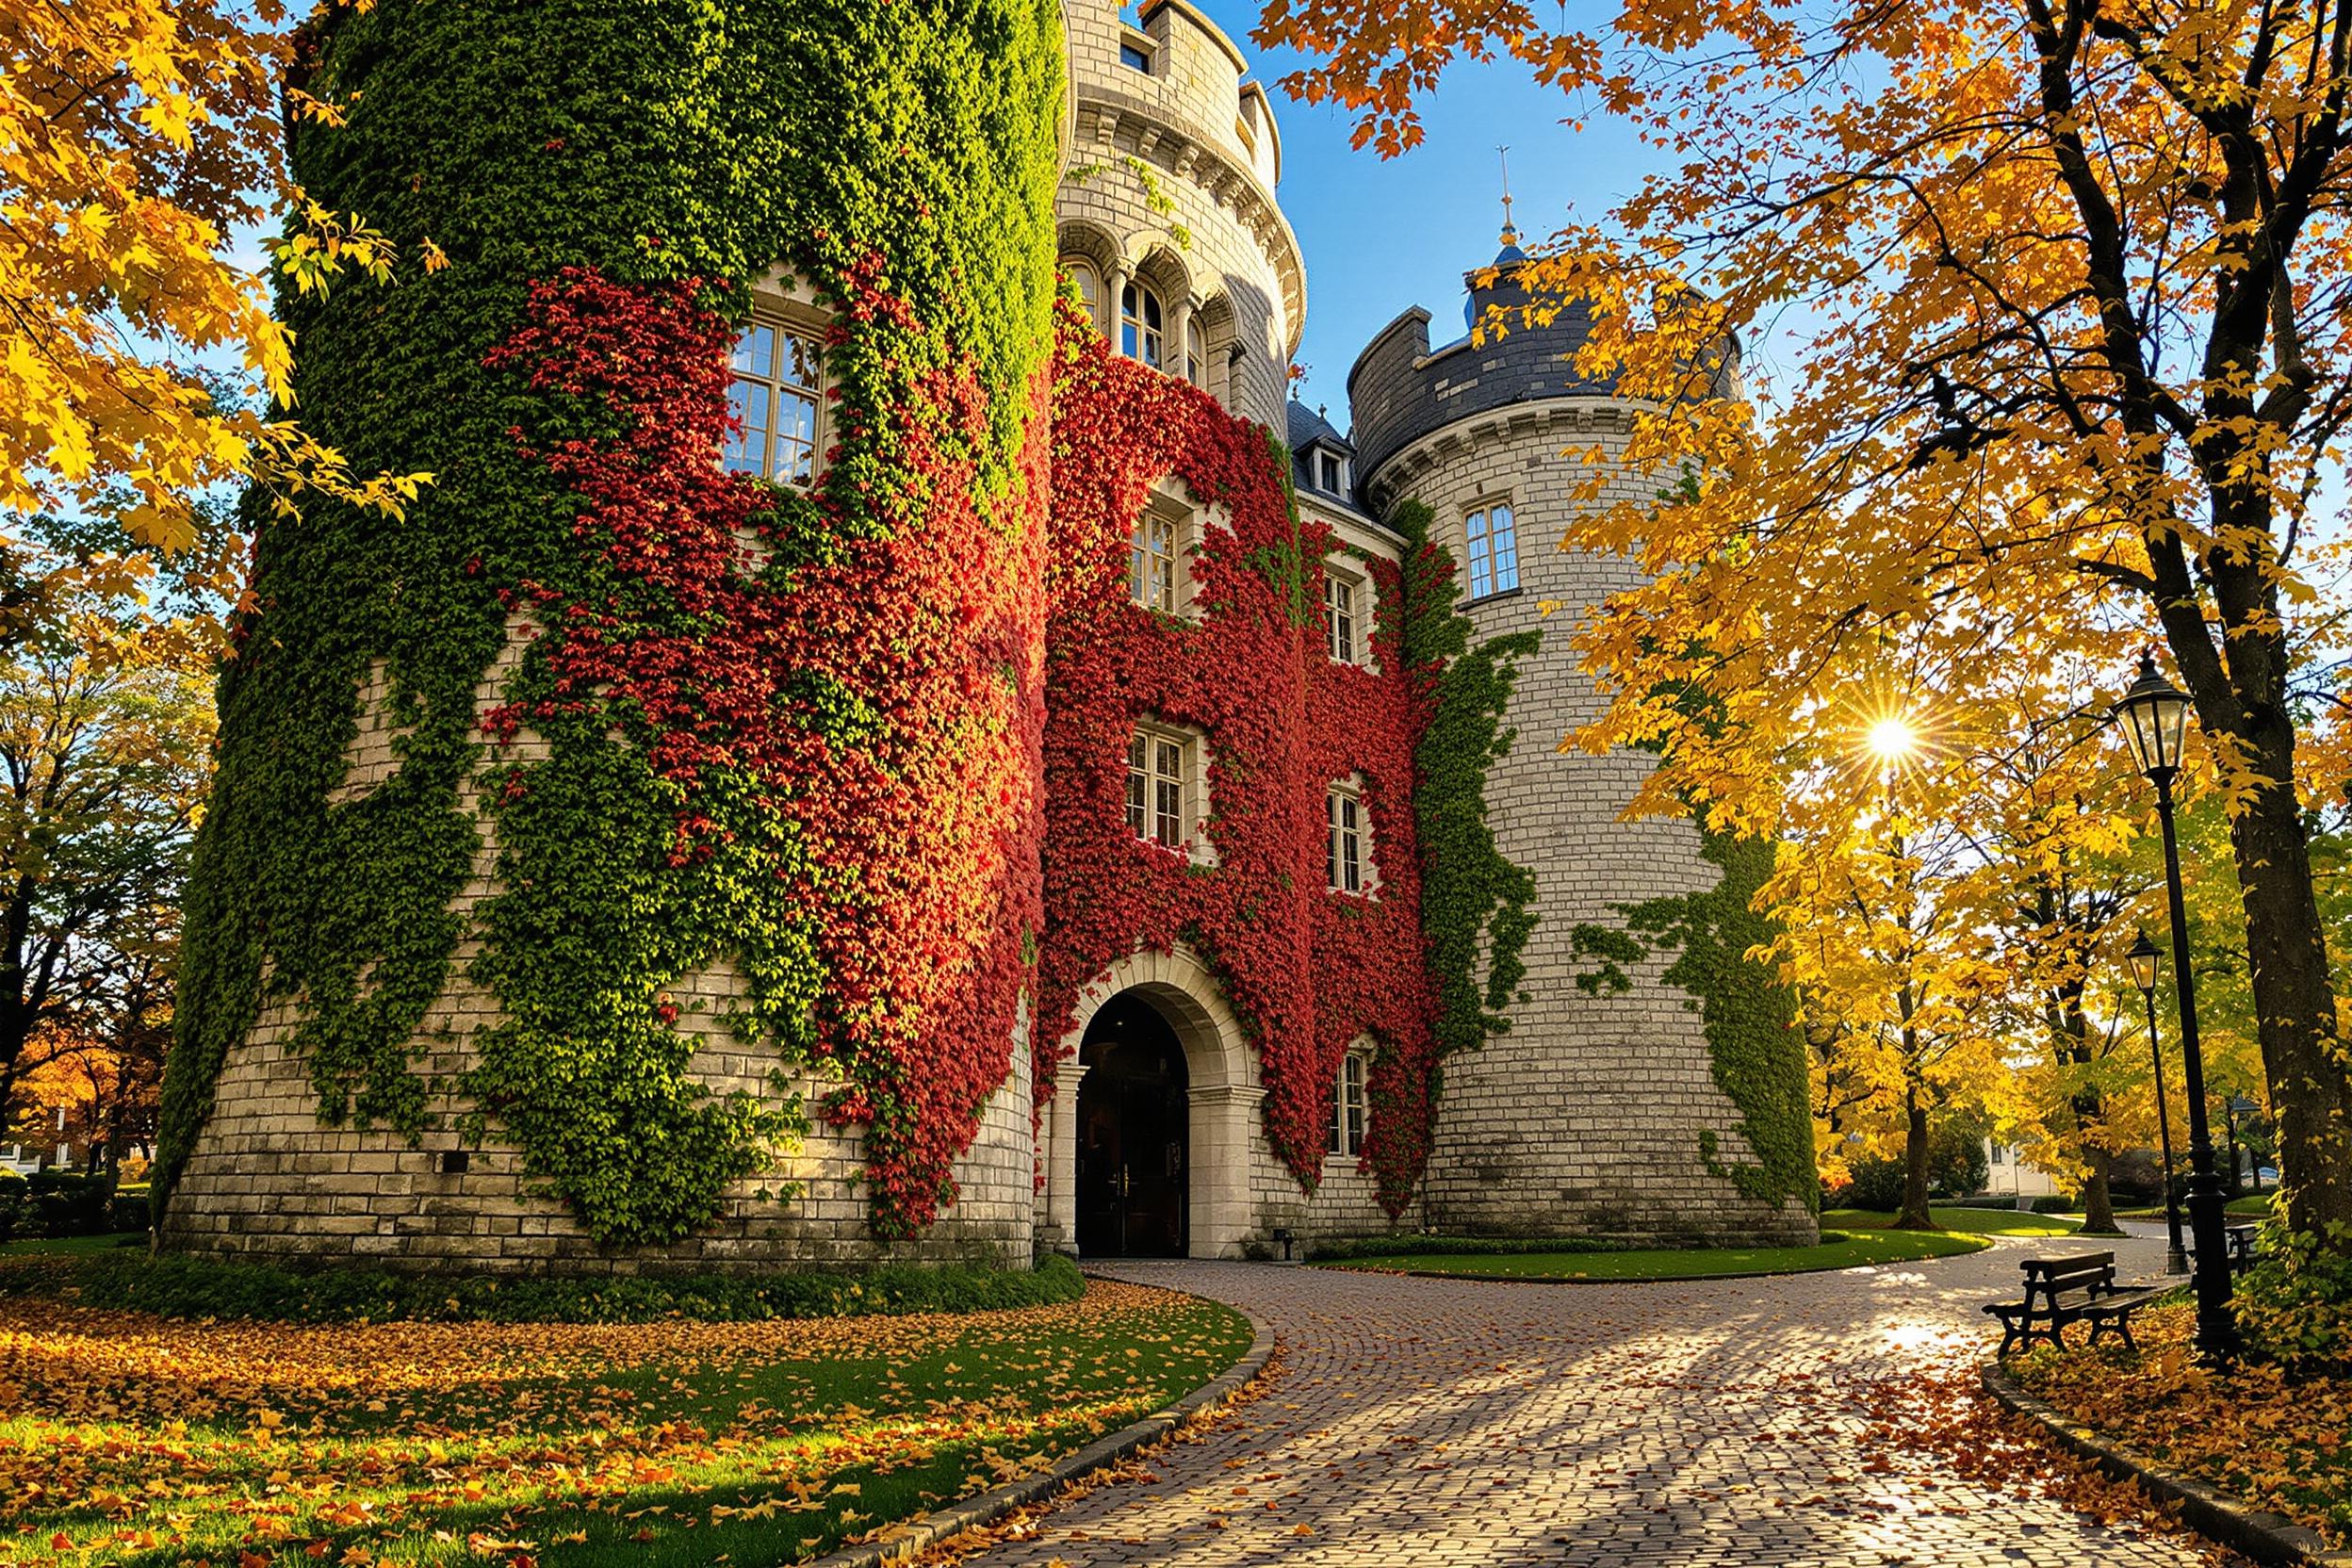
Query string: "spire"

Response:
xmin=1497 ymin=145 xmax=1519 ymax=248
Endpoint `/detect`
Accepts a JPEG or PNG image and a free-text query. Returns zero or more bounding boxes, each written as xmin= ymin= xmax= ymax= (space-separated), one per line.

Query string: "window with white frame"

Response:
xmin=1327 ymin=779 xmax=1370 ymax=893
xmin=1325 ymin=568 xmax=1361 ymax=664
xmin=1121 ymin=281 xmax=1166 ymax=369
xmin=1318 ymin=451 xmax=1346 ymax=493
xmin=1065 ymin=257 xmax=1102 ymax=330
xmin=1131 ymin=507 xmax=1180 ymax=612
xmin=1329 ymin=1047 xmax=1369 ymax=1156
xmin=1128 ymin=727 xmax=1194 ymax=852
xmin=1463 ymin=499 xmax=1520 ymax=599
xmin=726 ymin=320 xmax=825 ymax=485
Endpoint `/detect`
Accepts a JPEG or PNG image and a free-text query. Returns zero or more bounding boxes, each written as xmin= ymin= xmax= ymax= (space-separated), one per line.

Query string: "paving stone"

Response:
xmin=967 ymin=1235 xmax=2222 ymax=1567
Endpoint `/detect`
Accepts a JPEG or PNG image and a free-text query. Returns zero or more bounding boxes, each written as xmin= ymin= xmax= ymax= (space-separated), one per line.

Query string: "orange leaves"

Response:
xmin=0 ymin=1279 xmax=1252 ymax=1568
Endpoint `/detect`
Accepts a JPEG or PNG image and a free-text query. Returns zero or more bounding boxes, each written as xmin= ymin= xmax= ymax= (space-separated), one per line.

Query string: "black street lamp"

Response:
xmin=2111 ymin=652 xmax=2241 ymax=1362
xmin=2127 ymin=931 xmax=2189 ymax=1276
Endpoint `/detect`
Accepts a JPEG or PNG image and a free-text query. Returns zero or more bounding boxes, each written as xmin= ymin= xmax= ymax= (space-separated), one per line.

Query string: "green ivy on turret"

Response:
xmin=1392 ymin=500 xmax=1541 ymax=1059
xmin=158 ymin=0 xmax=1064 ymax=1246
xmin=1570 ymin=824 xmax=1818 ymax=1212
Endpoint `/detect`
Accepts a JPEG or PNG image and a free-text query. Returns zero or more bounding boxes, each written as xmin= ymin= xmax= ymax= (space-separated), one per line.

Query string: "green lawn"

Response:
xmin=0 ymin=1231 xmax=145 ymax=1256
xmin=1826 ymin=1205 xmax=2084 ymax=1237
xmin=2115 ymin=1194 xmax=2274 ymax=1221
xmin=1315 ymin=1227 xmax=1988 ymax=1281
xmin=0 ymin=1275 xmax=1252 ymax=1568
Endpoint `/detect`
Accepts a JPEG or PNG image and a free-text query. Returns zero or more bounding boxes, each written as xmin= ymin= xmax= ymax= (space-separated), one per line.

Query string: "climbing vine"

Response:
xmin=1390 ymin=500 xmax=1542 ymax=1063
xmin=159 ymin=0 xmax=1064 ymax=1245
xmin=1037 ymin=318 xmax=1439 ymax=1213
xmin=1569 ymin=824 xmax=1818 ymax=1212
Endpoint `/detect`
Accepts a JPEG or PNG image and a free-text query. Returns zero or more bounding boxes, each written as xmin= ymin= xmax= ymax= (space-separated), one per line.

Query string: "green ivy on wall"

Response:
xmin=1391 ymin=499 xmax=1541 ymax=1060
xmin=157 ymin=0 xmax=1064 ymax=1246
xmin=1569 ymin=825 xmax=1818 ymax=1212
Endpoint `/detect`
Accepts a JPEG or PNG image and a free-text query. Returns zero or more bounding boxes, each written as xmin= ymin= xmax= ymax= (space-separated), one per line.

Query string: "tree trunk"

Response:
xmin=2224 ymin=755 xmax=2352 ymax=1240
xmin=2079 ymin=1142 xmax=2120 ymax=1233
xmin=1898 ymin=1091 xmax=1934 ymax=1230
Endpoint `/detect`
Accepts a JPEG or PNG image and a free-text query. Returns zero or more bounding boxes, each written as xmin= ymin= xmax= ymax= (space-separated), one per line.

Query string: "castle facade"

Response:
xmin=156 ymin=0 xmax=1814 ymax=1271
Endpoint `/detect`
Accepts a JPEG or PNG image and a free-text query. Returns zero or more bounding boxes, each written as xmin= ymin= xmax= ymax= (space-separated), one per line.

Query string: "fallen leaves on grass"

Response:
xmin=0 ymin=1281 xmax=1251 ymax=1568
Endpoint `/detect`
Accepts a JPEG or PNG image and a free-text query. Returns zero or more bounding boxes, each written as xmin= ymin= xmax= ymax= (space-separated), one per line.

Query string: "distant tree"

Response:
xmin=0 ymin=520 xmax=217 ymax=1137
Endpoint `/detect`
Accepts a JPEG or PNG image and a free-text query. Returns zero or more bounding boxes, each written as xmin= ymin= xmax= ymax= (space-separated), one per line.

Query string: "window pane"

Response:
xmin=1127 ymin=736 xmax=1148 ymax=837
xmin=778 ymin=331 xmax=822 ymax=392
xmin=724 ymin=380 xmax=768 ymax=475
xmin=1491 ymin=504 xmax=1518 ymax=593
xmin=1155 ymin=776 xmax=1182 ymax=846
xmin=732 ymin=325 xmax=774 ymax=379
xmin=776 ymin=387 xmax=818 ymax=484
xmin=1327 ymin=793 xmax=1340 ymax=888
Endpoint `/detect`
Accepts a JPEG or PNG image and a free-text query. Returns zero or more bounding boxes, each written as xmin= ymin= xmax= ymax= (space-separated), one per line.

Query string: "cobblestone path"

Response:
xmin=964 ymin=1237 xmax=2228 ymax=1567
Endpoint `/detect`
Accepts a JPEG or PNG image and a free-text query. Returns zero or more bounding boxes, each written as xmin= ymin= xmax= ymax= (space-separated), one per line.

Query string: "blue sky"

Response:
xmin=1177 ymin=2 xmax=1661 ymax=426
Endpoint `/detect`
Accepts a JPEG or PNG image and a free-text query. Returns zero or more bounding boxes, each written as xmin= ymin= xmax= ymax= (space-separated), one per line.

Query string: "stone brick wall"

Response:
xmin=1058 ymin=0 xmax=1303 ymax=433
xmin=163 ymin=614 xmax=1038 ymax=1274
xmin=1364 ymin=400 xmax=1817 ymax=1248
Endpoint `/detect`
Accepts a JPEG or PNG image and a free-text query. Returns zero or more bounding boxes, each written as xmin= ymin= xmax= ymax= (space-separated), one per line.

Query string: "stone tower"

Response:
xmin=1053 ymin=0 xmax=1305 ymax=432
xmin=1348 ymin=238 xmax=1818 ymax=1246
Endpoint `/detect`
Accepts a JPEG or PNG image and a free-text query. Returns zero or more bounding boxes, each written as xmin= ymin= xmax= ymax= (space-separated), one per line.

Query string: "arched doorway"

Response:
xmin=1075 ymin=992 xmax=1189 ymax=1257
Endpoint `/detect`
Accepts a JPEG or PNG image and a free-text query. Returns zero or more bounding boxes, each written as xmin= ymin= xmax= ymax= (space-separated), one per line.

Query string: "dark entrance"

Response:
xmin=1075 ymin=992 xmax=1189 ymax=1258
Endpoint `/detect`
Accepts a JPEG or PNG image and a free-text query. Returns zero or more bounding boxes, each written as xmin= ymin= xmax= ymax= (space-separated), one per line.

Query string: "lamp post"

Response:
xmin=2110 ymin=653 xmax=2240 ymax=1362
xmin=2224 ymin=1094 xmax=2259 ymax=1197
xmin=2128 ymin=931 xmax=2189 ymax=1276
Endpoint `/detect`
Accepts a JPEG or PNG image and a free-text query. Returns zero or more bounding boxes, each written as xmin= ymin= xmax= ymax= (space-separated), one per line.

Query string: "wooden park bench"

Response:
xmin=1983 ymin=1250 xmax=2164 ymax=1356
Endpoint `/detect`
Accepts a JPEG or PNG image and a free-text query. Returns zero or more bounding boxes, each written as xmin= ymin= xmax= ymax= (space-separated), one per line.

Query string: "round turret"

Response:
xmin=1055 ymin=0 xmax=1305 ymax=433
xmin=1347 ymin=245 xmax=1816 ymax=1248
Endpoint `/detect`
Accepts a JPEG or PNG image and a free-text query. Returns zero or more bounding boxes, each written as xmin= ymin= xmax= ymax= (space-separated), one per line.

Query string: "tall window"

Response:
xmin=1129 ymin=731 xmax=1188 ymax=850
xmin=1066 ymin=259 xmax=1102 ymax=330
xmin=1326 ymin=572 xmax=1358 ymax=663
xmin=1328 ymin=783 xmax=1366 ymax=893
xmin=1464 ymin=500 xmax=1520 ymax=599
xmin=1132 ymin=510 xmax=1179 ymax=612
xmin=1330 ymin=1050 xmax=1368 ymax=1156
xmin=1121 ymin=282 xmax=1165 ymax=369
xmin=1186 ymin=318 xmax=1206 ymax=385
xmin=727 ymin=323 xmax=823 ymax=484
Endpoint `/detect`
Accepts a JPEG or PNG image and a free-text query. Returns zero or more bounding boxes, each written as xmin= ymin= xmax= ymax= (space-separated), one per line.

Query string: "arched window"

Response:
xmin=1064 ymin=258 xmax=1102 ymax=330
xmin=1185 ymin=318 xmax=1206 ymax=385
xmin=1121 ymin=281 xmax=1165 ymax=369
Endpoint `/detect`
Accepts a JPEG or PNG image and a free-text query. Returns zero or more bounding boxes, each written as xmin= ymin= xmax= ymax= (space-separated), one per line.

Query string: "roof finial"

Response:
xmin=1497 ymin=145 xmax=1519 ymax=247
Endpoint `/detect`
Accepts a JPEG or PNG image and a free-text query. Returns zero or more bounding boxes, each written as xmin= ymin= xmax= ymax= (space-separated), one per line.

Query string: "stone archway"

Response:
xmin=1045 ymin=945 xmax=1259 ymax=1259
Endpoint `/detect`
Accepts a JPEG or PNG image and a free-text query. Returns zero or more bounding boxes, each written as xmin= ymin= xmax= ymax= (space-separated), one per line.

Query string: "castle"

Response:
xmin=155 ymin=0 xmax=1814 ymax=1271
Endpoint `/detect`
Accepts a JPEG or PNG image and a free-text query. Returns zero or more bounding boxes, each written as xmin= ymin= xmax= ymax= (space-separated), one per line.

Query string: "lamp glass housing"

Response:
xmin=2113 ymin=656 xmax=2193 ymax=777
xmin=2127 ymin=934 xmax=2160 ymax=995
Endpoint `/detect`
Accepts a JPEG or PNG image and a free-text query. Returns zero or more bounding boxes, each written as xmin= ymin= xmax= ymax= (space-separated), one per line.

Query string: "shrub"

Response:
xmin=24 ymin=1170 xmax=112 ymax=1238
xmin=1845 ymin=1155 xmax=1909 ymax=1213
xmin=106 ymin=1186 xmax=151 ymax=1234
xmin=47 ymin=1250 xmax=1085 ymax=1325
xmin=2233 ymin=1227 xmax=2352 ymax=1376
xmin=0 ymin=1173 xmax=24 ymax=1245
xmin=2031 ymin=1195 xmax=2080 ymax=1215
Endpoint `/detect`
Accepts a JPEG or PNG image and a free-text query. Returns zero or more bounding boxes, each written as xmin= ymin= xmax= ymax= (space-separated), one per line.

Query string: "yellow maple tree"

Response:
xmin=1 ymin=0 xmax=427 ymax=565
xmin=1258 ymin=0 xmax=2352 ymax=1247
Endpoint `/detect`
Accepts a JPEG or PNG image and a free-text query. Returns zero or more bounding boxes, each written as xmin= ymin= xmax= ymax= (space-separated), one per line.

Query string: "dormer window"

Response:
xmin=1121 ymin=283 xmax=1166 ymax=370
xmin=1319 ymin=451 xmax=1346 ymax=493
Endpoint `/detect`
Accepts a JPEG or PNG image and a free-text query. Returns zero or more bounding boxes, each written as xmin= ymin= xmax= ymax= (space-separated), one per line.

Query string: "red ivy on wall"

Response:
xmin=484 ymin=266 xmax=1046 ymax=1238
xmin=1038 ymin=319 xmax=1440 ymax=1214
